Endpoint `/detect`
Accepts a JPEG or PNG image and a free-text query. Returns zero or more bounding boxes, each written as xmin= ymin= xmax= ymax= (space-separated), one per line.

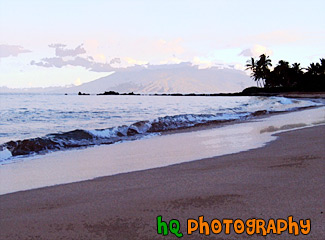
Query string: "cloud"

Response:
xmin=74 ymin=78 xmax=82 ymax=86
xmin=155 ymin=38 xmax=184 ymax=55
xmin=0 ymin=44 xmax=31 ymax=58
xmin=87 ymin=61 xmax=115 ymax=72
xmin=49 ymin=43 xmax=86 ymax=57
xmin=31 ymin=44 xmax=115 ymax=72
xmin=48 ymin=43 xmax=66 ymax=48
xmin=31 ymin=56 xmax=115 ymax=72
xmin=124 ymin=57 xmax=148 ymax=65
xmin=94 ymin=54 xmax=106 ymax=63
xmin=192 ymin=57 xmax=214 ymax=69
xmin=239 ymin=45 xmax=273 ymax=57
xmin=160 ymin=57 xmax=184 ymax=65
xmin=31 ymin=57 xmax=65 ymax=67
xmin=110 ymin=57 xmax=121 ymax=65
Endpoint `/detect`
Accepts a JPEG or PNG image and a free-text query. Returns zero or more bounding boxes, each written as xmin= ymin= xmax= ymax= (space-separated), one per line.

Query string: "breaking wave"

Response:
xmin=0 ymin=96 xmax=323 ymax=162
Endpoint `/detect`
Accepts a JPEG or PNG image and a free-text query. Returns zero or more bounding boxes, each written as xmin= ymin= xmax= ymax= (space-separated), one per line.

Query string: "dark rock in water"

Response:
xmin=78 ymin=92 xmax=90 ymax=95
xmin=120 ymin=92 xmax=140 ymax=95
xmin=127 ymin=128 xmax=139 ymax=136
xmin=117 ymin=131 xmax=125 ymax=137
xmin=49 ymin=129 xmax=93 ymax=140
xmin=5 ymin=140 xmax=18 ymax=149
xmin=2 ymin=130 xmax=96 ymax=157
xmin=132 ymin=121 xmax=149 ymax=128
xmin=252 ymin=110 xmax=268 ymax=116
xmin=9 ymin=138 xmax=59 ymax=156
xmin=149 ymin=120 xmax=170 ymax=132
xmin=97 ymin=91 xmax=119 ymax=95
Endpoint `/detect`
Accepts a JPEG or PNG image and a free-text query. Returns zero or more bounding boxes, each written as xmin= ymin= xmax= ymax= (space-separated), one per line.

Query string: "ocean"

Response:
xmin=0 ymin=93 xmax=323 ymax=164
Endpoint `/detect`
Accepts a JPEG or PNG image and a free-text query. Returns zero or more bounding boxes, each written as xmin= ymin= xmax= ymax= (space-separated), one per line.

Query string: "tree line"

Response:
xmin=245 ymin=55 xmax=325 ymax=91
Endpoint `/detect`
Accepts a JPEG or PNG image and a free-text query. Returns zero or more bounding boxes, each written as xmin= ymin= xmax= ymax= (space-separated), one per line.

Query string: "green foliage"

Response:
xmin=246 ymin=56 xmax=325 ymax=91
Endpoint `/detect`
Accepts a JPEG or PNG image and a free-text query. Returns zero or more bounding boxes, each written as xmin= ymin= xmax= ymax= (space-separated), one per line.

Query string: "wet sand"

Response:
xmin=1 ymin=124 xmax=324 ymax=239
xmin=1 ymin=106 xmax=324 ymax=195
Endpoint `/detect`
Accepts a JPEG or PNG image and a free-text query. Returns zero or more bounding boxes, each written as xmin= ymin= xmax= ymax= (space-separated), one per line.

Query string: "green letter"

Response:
xmin=170 ymin=219 xmax=183 ymax=238
xmin=157 ymin=216 xmax=168 ymax=236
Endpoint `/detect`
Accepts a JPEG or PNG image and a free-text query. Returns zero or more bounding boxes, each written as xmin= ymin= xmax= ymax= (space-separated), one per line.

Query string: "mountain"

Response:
xmin=57 ymin=63 xmax=252 ymax=94
xmin=0 ymin=63 xmax=253 ymax=94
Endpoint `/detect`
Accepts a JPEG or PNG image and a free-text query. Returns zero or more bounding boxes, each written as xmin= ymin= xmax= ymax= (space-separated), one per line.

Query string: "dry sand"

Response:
xmin=1 ymin=125 xmax=324 ymax=239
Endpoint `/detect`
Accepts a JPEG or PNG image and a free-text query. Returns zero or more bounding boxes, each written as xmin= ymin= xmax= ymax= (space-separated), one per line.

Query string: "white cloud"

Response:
xmin=74 ymin=78 xmax=82 ymax=86
xmin=239 ymin=44 xmax=273 ymax=57
xmin=234 ymin=63 xmax=249 ymax=74
xmin=124 ymin=57 xmax=148 ymax=66
xmin=155 ymin=38 xmax=184 ymax=55
xmin=192 ymin=57 xmax=214 ymax=69
xmin=160 ymin=57 xmax=184 ymax=65
xmin=93 ymin=54 xmax=106 ymax=63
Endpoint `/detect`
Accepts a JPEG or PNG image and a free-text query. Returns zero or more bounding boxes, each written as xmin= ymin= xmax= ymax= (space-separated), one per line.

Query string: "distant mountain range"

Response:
xmin=1 ymin=63 xmax=253 ymax=94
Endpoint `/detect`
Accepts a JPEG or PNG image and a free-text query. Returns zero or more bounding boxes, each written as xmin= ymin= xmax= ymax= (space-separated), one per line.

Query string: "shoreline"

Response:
xmin=1 ymin=95 xmax=322 ymax=159
xmin=1 ymin=106 xmax=324 ymax=195
xmin=1 ymin=124 xmax=324 ymax=239
xmin=79 ymin=90 xmax=325 ymax=98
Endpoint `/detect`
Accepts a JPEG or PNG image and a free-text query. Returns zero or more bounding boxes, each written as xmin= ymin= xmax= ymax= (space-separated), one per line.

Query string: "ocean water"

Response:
xmin=0 ymin=93 xmax=322 ymax=163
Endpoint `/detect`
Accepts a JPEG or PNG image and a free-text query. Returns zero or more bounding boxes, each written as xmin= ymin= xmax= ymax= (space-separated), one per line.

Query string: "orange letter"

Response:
xmin=211 ymin=219 xmax=222 ymax=234
xmin=300 ymin=219 xmax=311 ymax=235
xmin=266 ymin=219 xmax=276 ymax=234
xmin=199 ymin=216 xmax=210 ymax=235
xmin=256 ymin=219 xmax=266 ymax=236
xmin=223 ymin=219 xmax=233 ymax=234
xmin=288 ymin=216 xmax=299 ymax=235
xmin=187 ymin=219 xmax=198 ymax=235
xmin=233 ymin=219 xmax=245 ymax=234
xmin=246 ymin=218 xmax=256 ymax=235
xmin=277 ymin=219 xmax=287 ymax=234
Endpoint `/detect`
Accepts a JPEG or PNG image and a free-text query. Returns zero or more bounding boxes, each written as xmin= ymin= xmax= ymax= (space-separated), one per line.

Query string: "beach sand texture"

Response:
xmin=1 ymin=124 xmax=324 ymax=239
xmin=1 ymin=106 xmax=324 ymax=195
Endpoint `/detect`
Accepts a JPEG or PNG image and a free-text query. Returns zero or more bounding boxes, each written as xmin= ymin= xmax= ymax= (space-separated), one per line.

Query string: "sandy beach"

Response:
xmin=2 ymin=0 xmax=325 ymax=239
xmin=1 ymin=123 xmax=324 ymax=239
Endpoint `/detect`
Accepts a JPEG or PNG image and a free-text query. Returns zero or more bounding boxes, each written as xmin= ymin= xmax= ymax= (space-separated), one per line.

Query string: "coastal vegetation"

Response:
xmin=245 ymin=55 xmax=325 ymax=92
xmin=78 ymin=56 xmax=324 ymax=96
xmin=97 ymin=91 xmax=138 ymax=95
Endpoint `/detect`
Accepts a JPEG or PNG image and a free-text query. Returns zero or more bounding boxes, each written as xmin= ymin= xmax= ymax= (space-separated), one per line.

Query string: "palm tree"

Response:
xmin=245 ymin=57 xmax=256 ymax=71
xmin=290 ymin=63 xmax=304 ymax=88
xmin=245 ymin=56 xmax=325 ymax=91
xmin=255 ymin=54 xmax=272 ymax=87
xmin=291 ymin=63 xmax=303 ymax=74
xmin=305 ymin=59 xmax=325 ymax=90
xmin=320 ymin=58 xmax=325 ymax=75
xmin=245 ymin=57 xmax=258 ymax=86
xmin=307 ymin=63 xmax=319 ymax=75
xmin=274 ymin=60 xmax=291 ymax=87
xmin=311 ymin=58 xmax=325 ymax=75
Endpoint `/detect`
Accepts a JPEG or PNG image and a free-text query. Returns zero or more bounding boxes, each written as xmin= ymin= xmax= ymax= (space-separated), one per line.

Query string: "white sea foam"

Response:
xmin=1 ymin=106 xmax=324 ymax=195
xmin=0 ymin=148 xmax=12 ymax=162
xmin=0 ymin=94 xmax=323 ymax=163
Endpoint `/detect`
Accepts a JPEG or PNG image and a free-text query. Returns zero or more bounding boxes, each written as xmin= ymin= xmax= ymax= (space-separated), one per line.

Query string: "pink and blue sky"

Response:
xmin=1 ymin=0 xmax=324 ymax=88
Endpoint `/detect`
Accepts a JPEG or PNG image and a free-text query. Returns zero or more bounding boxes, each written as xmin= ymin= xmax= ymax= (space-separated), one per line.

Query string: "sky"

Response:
xmin=0 ymin=0 xmax=324 ymax=88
